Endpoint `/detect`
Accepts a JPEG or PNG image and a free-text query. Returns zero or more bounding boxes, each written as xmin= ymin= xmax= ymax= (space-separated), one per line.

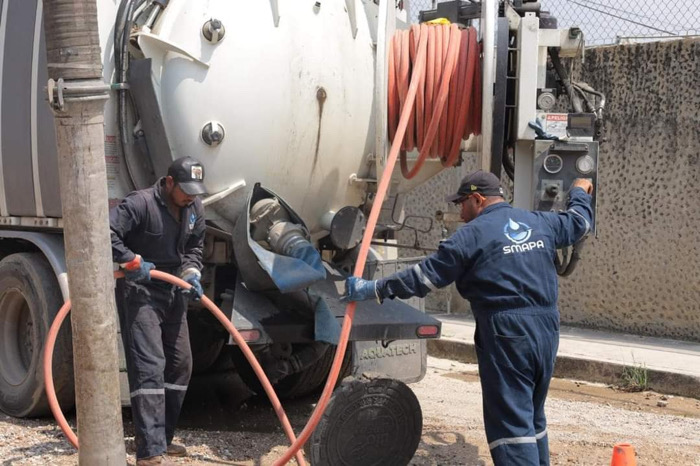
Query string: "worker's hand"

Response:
xmin=121 ymin=255 xmax=155 ymax=283
xmin=341 ymin=277 xmax=380 ymax=303
xmin=184 ymin=277 xmax=203 ymax=302
xmin=180 ymin=269 xmax=203 ymax=302
xmin=572 ymin=178 xmax=594 ymax=195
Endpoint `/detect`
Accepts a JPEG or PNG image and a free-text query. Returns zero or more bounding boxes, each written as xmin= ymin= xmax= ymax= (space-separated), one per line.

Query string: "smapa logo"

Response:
xmin=189 ymin=212 xmax=196 ymax=231
xmin=503 ymin=218 xmax=544 ymax=254
xmin=504 ymin=218 xmax=532 ymax=244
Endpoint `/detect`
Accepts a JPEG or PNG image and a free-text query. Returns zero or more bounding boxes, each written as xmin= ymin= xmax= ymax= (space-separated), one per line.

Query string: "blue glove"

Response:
xmin=528 ymin=118 xmax=560 ymax=140
xmin=180 ymin=269 xmax=203 ymax=302
xmin=184 ymin=277 xmax=203 ymax=302
xmin=121 ymin=255 xmax=155 ymax=283
xmin=341 ymin=277 xmax=380 ymax=303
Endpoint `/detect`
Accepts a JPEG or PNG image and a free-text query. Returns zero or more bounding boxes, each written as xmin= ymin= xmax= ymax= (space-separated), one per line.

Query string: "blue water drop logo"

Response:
xmin=504 ymin=218 xmax=532 ymax=244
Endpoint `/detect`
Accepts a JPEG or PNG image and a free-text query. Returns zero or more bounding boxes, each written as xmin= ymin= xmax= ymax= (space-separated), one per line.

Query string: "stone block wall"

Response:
xmin=398 ymin=38 xmax=700 ymax=342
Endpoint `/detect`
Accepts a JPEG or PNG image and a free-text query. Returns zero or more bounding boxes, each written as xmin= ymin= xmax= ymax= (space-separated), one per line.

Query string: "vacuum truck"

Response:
xmin=0 ymin=0 xmax=604 ymax=463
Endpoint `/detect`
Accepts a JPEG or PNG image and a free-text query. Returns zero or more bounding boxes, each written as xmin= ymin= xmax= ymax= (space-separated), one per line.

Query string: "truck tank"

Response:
xmin=0 ymin=1 xmax=443 ymax=448
xmin=104 ymin=0 xmax=376 ymax=237
xmin=0 ymin=0 xmax=379 ymax=232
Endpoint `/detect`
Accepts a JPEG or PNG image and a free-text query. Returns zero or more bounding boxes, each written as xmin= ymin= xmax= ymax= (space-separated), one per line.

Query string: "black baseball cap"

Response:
xmin=167 ymin=157 xmax=208 ymax=196
xmin=445 ymin=170 xmax=504 ymax=203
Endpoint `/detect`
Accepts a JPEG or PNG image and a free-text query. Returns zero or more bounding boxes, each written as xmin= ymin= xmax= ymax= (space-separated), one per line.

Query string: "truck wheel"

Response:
xmin=0 ymin=253 xmax=74 ymax=417
xmin=232 ymin=343 xmax=352 ymax=400
xmin=187 ymin=311 xmax=226 ymax=374
xmin=306 ymin=377 xmax=422 ymax=466
xmin=273 ymin=343 xmax=352 ymax=399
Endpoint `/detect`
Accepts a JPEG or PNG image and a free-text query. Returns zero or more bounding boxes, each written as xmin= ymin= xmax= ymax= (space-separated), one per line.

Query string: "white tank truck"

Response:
xmin=0 ymin=0 xmax=604 ymax=463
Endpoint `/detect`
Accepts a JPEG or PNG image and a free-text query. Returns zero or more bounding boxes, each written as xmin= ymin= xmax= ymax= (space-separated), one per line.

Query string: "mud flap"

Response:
xmin=351 ymin=339 xmax=427 ymax=383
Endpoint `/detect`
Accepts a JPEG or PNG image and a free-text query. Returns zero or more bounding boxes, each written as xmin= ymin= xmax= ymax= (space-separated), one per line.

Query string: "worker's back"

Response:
xmin=450 ymin=189 xmax=592 ymax=313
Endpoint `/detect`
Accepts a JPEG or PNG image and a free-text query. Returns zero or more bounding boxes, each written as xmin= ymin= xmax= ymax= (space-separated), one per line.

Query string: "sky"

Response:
xmin=540 ymin=0 xmax=699 ymax=45
xmin=408 ymin=0 xmax=699 ymax=45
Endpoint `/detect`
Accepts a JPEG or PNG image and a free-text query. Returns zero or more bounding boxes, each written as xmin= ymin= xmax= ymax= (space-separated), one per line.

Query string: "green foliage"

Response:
xmin=620 ymin=363 xmax=649 ymax=392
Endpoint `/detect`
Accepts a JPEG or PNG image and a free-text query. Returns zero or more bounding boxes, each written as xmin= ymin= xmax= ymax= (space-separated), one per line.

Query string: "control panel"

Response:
xmin=532 ymin=140 xmax=598 ymax=230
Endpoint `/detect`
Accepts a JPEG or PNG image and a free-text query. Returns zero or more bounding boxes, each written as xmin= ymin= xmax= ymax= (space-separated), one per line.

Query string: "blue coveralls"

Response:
xmin=110 ymin=178 xmax=205 ymax=459
xmin=376 ymin=187 xmax=593 ymax=465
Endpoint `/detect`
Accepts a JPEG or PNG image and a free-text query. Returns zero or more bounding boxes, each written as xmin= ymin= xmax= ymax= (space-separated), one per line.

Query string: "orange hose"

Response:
xmin=43 ymin=270 xmax=307 ymax=466
xmin=45 ymin=23 xmax=484 ymax=466
xmin=274 ymin=22 xmax=442 ymax=466
xmin=43 ymin=299 xmax=77 ymax=448
xmin=388 ymin=24 xmax=482 ymax=179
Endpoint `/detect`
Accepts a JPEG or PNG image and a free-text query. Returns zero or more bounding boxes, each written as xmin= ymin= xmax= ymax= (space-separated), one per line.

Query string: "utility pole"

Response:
xmin=42 ymin=1 xmax=126 ymax=464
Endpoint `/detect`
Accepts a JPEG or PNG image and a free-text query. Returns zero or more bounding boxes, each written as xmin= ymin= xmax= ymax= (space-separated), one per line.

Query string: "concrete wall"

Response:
xmin=399 ymin=38 xmax=700 ymax=342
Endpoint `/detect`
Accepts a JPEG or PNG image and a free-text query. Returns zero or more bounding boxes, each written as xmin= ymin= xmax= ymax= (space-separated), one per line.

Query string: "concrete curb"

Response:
xmin=428 ymin=338 xmax=700 ymax=399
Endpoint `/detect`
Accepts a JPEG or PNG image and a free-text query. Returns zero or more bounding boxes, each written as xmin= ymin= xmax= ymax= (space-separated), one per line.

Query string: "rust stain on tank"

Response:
xmin=312 ymin=87 xmax=327 ymax=172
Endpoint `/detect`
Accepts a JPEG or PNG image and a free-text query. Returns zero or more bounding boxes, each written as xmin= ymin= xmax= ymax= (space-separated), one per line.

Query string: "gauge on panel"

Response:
xmin=543 ymin=154 xmax=563 ymax=174
xmin=576 ymin=155 xmax=595 ymax=174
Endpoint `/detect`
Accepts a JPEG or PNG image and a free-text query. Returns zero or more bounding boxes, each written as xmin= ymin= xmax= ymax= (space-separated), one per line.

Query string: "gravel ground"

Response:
xmin=1 ymin=356 xmax=699 ymax=465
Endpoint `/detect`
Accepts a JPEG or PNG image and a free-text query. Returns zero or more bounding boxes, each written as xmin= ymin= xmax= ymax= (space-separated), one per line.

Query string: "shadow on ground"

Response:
xmin=412 ymin=430 xmax=486 ymax=465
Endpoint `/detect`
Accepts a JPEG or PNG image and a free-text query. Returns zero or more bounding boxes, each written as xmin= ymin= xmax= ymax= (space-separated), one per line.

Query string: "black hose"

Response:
xmin=560 ymin=238 xmax=586 ymax=277
xmin=502 ymin=145 xmax=514 ymax=181
xmin=116 ymin=0 xmax=136 ymax=189
xmin=502 ymin=101 xmax=515 ymax=181
xmin=114 ymin=1 xmax=126 ymax=73
xmin=554 ymin=245 xmax=569 ymax=275
xmin=574 ymin=81 xmax=606 ymax=120
xmin=549 ymin=48 xmax=583 ymax=114
xmin=555 ymin=237 xmax=587 ymax=277
xmin=116 ymin=0 xmax=150 ymax=190
xmin=572 ymin=85 xmax=596 ymax=114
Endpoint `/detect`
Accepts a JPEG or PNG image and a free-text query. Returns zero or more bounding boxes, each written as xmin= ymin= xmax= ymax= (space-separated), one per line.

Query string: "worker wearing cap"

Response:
xmin=110 ymin=156 xmax=207 ymax=466
xmin=343 ymin=170 xmax=593 ymax=466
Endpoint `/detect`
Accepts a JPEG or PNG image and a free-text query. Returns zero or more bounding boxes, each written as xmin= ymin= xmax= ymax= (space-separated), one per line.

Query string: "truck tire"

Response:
xmin=232 ymin=343 xmax=352 ymax=400
xmin=273 ymin=343 xmax=352 ymax=399
xmin=0 ymin=253 xmax=74 ymax=417
xmin=306 ymin=377 xmax=423 ymax=466
xmin=187 ymin=311 xmax=226 ymax=374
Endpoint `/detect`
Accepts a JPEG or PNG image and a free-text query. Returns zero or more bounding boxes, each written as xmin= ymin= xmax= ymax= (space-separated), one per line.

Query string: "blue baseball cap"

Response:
xmin=445 ymin=170 xmax=504 ymax=203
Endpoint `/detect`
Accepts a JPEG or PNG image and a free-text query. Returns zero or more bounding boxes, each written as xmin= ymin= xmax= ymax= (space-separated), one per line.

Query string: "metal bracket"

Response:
xmin=46 ymin=78 xmax=112 ymax=111
xmin=348 ymin=173 xmax=378 ymax=185
xmin=202 ymin=180 xmax=247 ymax=207
xmin=46 ymin=78 xmax=64 ymax=111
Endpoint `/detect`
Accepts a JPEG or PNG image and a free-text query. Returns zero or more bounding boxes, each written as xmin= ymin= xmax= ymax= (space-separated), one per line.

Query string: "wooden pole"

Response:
xmin=42 ymin=1 xmax=126 ymax=463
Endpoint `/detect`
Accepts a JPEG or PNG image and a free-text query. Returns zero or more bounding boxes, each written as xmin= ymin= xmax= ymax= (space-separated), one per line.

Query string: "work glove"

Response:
xmin=341 ymin=277 xmax=381 ymax=303
xmin=528 ymin=118 xmax=560 ymax=140
xmin=120 ymin=255 xmax=155 ymax=283
xmin=180 ymin=269 xmax=203 ymax=302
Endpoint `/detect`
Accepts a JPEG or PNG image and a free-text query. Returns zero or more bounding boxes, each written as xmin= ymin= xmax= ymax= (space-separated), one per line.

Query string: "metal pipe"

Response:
xmin=480 ymin=0 xmax=496 ymax=171
xmin=370 ymin=241 xmax=437 ymax=252
xmin=144 ymin=2 xmax=163 ymax=30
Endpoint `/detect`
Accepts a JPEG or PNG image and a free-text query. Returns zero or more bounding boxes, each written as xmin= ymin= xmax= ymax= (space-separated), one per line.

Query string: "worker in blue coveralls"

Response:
xmin=110 ymin=157 xmax=207 ymax=466
xmin=343 ymin=170 xmax=593 ymax=466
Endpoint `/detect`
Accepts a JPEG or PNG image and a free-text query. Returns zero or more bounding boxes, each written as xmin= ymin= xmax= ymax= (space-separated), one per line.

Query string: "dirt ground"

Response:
xmin=1 ymin=356 xmax=699 ymax=465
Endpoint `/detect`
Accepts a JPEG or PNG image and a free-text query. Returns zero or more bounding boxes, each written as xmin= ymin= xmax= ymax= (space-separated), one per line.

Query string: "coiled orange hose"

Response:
xmin=388 ymin=24 xmax=482 ymax=179
xmin=43 ymin=270 xmax=307 ymax=466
